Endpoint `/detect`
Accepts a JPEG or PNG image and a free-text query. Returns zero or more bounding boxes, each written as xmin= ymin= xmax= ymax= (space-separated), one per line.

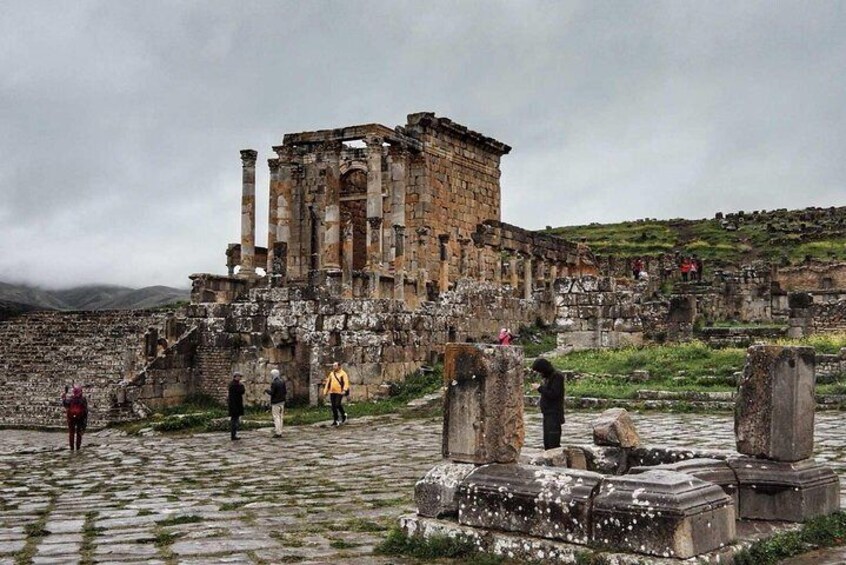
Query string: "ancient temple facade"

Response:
xmin=192 ymin=112 xmax=596 ymax=304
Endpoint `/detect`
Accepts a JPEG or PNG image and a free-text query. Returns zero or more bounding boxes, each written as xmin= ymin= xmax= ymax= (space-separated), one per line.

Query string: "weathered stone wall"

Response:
xmin=0 ymin=310 xmax=171 ymax=428
xmin=789 ymin=293 xmax=846 ymax=337
xmin=775 ymin=262 xmax=846 ymax=292
xmin=554 ymin=277 xmax=644 ymax=350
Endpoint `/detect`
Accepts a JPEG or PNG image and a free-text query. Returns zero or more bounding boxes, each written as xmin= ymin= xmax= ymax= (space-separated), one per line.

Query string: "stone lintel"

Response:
xmin=281 ymin=123 xmax=422 ymax=152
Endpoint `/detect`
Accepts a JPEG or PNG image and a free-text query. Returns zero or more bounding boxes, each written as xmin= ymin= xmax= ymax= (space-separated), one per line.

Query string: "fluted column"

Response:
xmin=524 ymin=255 xmax=533 ymax=300
xmin=239 ymin=149 xmax=258 ymax=278
xmin=323 ymin=143 xmax=342 ymax=272
xmin=266 ymin=158 xmax=280 ymax=273
xmin=273 ymin=146 xmax=293 ymax=251
xmin=365 ymin=136 xmax=384 ymax=270
xmin=342 ymin=219 xmax=354 ymax=298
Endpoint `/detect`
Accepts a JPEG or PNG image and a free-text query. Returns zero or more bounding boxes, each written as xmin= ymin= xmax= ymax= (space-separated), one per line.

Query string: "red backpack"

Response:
xmin=67 ymin=398 xmax=86 ymax=418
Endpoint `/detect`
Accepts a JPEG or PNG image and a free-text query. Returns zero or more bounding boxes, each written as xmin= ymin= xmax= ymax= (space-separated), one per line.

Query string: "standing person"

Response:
xmin=62 ymin=385 xmax=88 ymax=451
xmin=695 ymin=257 xmax=704 ymax=282
xmin=323 ymin=362 xmax=349 ymax=426
xmin=498 ymin=328 xmax=513 ymax=345
xmin=530 ymin=358 xmax=565 ymax=450
xmin=680 ymin=257 xmax=691 ymax=282
xmin=265 ymin=369 xmax=287 ymax=438
xmin=228 ymin=372 xmax=246 ymax=441
xmin=632 ymin=258 xmax=643 ymax=280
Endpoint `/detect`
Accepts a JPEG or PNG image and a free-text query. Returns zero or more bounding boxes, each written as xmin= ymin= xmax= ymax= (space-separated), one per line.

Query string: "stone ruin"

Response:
xmin=404 ymin=343 xmax=840 ymax=562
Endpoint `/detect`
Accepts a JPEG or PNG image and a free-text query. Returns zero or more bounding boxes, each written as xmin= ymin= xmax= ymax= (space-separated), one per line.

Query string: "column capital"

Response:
xmin=367 ymin=216 xmax=383 ymax=230
xmin=364 ymin=136 xmax=383 ymax=149
xmin=268 ymin=157 xmax=280 ymax=172
xmin=240 ymin=149 xmax=258 ymax=166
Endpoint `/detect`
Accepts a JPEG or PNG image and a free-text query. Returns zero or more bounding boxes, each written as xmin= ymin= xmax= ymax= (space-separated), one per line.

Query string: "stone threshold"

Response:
xmin=401 ymin=514 xmax=798 ymax=564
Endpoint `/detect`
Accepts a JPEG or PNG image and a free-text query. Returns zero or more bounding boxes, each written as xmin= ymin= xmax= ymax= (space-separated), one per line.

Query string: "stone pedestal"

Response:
xmin=457 ymin=464 xmax=602 ymax=545
xmin=592 ymin=470 xmax=736 ymax=559
xmin=442 ymin=344 xmax=524 ymax=464
xmin=728 ymin=457 xmax=840 ymax=522
xmin=735 ymin=345 xmax=816 ymax=461
xmin=628 ymin=458 xmax=739 ymax=507
xmin=414 ymin=462 xmax=476 ymax=518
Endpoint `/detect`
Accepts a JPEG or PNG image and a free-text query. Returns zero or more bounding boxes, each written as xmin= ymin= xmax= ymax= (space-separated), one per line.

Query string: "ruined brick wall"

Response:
xmin=775 ymin=262 xmax=846 ymax=292
xmin=554 ymin=277 xmax=645 ymax=351
xmin=0 ymin=310 xmax=170 ymax=428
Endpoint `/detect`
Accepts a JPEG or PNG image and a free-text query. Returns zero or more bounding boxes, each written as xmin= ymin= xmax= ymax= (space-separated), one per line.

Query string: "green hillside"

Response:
xmin=546 ymin=206 xmax=846 ymax=268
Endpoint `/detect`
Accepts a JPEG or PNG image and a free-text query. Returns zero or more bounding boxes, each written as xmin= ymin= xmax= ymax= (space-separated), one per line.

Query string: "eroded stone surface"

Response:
xmin=442 ymin=343 xmax=524 ymax=464
xmin=592 ymin=408 xmax=641 ymax=448
xmin=628 ymin=458 xmax=739 ymax=507
xmin=414 ymin=461 xmax=476 ymax=518
xmin=735 ymin=345 xmax=816 ymax=461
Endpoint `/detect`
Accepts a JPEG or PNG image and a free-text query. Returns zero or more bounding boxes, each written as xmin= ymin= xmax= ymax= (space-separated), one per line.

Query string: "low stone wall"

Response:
xmin=0 ymin=310 xmax=171 ymax=428
xmin=788 ymin=292 xmax=846 ymax=336
xmin=696 ymin=326 xmax=787 ymax=348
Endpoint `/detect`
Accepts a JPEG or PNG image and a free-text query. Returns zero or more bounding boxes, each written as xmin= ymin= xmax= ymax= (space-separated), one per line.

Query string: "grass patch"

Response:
xmin=778 ymin=332 xmax=846 ymax=355
xmin=328 ymin=539 xmax=360 ymax=549
xmin=80 ymin=511 xmax=98 ymax=565
xmin=375 ymin=527 xmax=504 ymax=564
xmin=575 ymin=550 xmax=612 ymax=565
xmin=733 ymin=511 xmax=846 ymax=564
xmin=368 ymin=497 xmax=409 ymax=508
xmin=156 ymin=514 xmax=203 ymax=527
xmin=345 ymin=518 xmax=389 ymax=532
xmin=517 ymin=322 xmax=558 ymax=358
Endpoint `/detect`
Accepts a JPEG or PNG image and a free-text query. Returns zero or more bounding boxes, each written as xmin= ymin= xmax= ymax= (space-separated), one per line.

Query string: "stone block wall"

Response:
xmin=554 ymin=277 xmax=644 ymax=350
xmin=0 ymin=310 xmax=170 ymax=428
xmin=789 ymin=293 xmax=846 ymax=336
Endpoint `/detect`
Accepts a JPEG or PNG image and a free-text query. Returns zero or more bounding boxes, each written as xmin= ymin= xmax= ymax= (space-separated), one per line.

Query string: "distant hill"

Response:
xmin=0 ymin=282 xmax=189 ymax=312
xmin=546 ymin=205 xmax=846 ymax=269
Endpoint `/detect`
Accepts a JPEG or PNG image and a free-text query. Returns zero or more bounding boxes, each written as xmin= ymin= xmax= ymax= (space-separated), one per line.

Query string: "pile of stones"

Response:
xmin=402 ymin=343 xmax=840 ymax=563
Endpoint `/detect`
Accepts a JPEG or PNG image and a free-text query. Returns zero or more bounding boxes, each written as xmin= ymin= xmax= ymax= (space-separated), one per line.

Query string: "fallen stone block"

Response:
xmin=560 ymin=444 xmax=627 ymax=474
xmin=592 ymin=408 xmax=641 ymax=448
xmin=728 ymin=457 xmax=840 ymax=522
xmin=528 ymin=448 xmax=568 ymax=467
xmin=628 ymin=458 xmax=739 ymax=507
xmin=735 ymin=345 xmax=815 ymax=462
xmin=592 ymin=470 xmax=736 ymax=559
xmin=442 ymin=343 xmax=525 ymax=464
xmin=414 ymin=461 xmax=476 ymax=518
xmin=457 ymin=463 xmax=602 ymax=545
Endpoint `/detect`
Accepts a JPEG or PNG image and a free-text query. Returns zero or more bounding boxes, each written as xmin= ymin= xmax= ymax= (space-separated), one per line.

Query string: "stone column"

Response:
xmin=393 ymin=225 xmax=406 ymax=300
xmin=323 ymin=143 xmax=341 ymax=272
xmin=368 ymin=217 xmax=382 ymax=298
xmin=365 ymin=136 xmax=383 ymax=270
xmin=509 ymin=255 xmax=519 ymax=295
xmin=458 ymin=237 xmax=470 ymax=278
xmin=475 ymin=244 xmax=485 ymax=280
xmin=549 ymin=263 xmax=559 ymax=288
xmin=238 ymin=149 xmax=258 ymax=278
xmin=439 ymin=234 xmax=450 ymax=293
xmin=266 ymin=158 xmax=280 ymax=274
xmin=390 ymin=145 xmax=407 ymax=300
xmin=341 ymin=219 xmax=354 ymax=298
xmin=273 ymin=147 xmax=293 ymax=250
xmin=523 ymin=255 xmax=533 ymax=300
xmin=493 ymin=251 xmax=502 ymax=284
xmin=416 ymin=227 xmax=431 ymax=298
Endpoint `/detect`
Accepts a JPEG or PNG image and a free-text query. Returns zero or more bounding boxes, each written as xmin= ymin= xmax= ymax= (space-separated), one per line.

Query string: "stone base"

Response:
xmin=400 ymin=514 xmax=789 ymax=565
xmin=628 ymin=458 xmax=739 ymax=508
xmin=728 ymin=457 xmax=840 ymax=522
xmin=414 ymin=461 xmax=476 ymax=518
xmin=456 ymin=464 xmax=602 ymax=545
xmin=592 ymin=470 xmax=736 ymax=559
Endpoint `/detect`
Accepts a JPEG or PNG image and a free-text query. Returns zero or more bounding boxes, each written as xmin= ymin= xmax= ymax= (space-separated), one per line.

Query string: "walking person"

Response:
xmin=531 ymin=358 xmax=565 ymax=450
xmin=228 ymin=372 xmax=246 ymax=440
xmin=323 ymin=362 xmax=350 ymax=426
xmin=265 ymin=369 xmax=287 ymax=437
xmin=62 ymin=385 xmax=88 ymax=451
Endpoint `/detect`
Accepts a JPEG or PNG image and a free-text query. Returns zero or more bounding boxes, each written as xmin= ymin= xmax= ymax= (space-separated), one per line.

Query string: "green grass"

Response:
xmin=777 ymin=332 xmax=846 ymax=354
xmin=517 ymin=323 xmax=558 ymax=358
xmin=156 ymin=515 xmax=202 ymax=527
xmin=733 ymin=511 xmax=846 ymax=564
xmin=375 ymin=528 xmax=504 ymax=564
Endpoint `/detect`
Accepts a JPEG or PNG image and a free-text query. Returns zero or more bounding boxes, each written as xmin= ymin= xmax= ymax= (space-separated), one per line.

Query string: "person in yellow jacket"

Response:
xmin=323 ymin=361 xmax=350 ymax=426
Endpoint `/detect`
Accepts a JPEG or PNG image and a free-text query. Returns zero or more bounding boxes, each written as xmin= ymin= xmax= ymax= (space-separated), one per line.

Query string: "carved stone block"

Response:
xmin=414 ymin=461 xmax=476 ymax=518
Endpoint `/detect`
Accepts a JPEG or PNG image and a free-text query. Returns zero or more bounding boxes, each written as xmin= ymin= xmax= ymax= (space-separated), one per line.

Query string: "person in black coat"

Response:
xmin=228 ymin=372 xmax=246 ymax=440
xmin=531 ymin=358 xmax=565 ymax=450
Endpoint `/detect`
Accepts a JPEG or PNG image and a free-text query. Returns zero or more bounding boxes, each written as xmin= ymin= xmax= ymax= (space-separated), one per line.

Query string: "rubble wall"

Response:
xmin=0 ymin=310 xmax=170 ymax=428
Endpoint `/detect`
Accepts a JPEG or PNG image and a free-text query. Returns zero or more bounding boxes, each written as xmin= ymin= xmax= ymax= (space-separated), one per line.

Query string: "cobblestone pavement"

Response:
xmin=1 ymin=411 xmax=845 ymax=564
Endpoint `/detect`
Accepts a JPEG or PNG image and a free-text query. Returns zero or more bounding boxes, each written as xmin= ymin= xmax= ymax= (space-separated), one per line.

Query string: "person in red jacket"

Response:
xmin=62 ymin=385 xmax=88 ymax=451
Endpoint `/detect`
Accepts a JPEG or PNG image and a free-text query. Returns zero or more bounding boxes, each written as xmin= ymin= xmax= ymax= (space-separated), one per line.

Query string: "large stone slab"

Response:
xmin=457 ymin=463 xmax=602 ymax=545
xmin=414 ymin=461 xmax=476 ymax=518
xmin=442 ymin=344 xmax=524 ymax=464
xmin=592 ymin=408 xmax=641 ymax=448
xmin=592 ymin=470 xmax=736 ymax=559
xmin=628 ymin=458 xmax=739 ymax=507
xmin=728 ymin=457 xmax=840 ymax=522
xmin=735 ymin=345 xmax=815 ymax=462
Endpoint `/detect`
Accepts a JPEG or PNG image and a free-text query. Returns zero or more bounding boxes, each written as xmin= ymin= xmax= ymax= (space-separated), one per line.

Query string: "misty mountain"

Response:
xmin=0 ymin=282 xmax=189 ymax=312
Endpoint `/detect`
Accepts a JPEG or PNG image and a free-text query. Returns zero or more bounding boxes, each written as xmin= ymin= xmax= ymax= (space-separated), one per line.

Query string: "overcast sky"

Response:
xmin=1 ymin=1 xmax=844 ymax=289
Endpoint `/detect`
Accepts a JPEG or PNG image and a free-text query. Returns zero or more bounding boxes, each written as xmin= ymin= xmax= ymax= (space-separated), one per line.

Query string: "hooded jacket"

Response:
xmin=531 ymin=358 xmax=565 ymax=414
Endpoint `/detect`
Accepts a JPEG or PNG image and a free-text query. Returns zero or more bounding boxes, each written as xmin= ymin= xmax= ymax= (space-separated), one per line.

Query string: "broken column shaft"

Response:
xmin=239 ymin=149 xmax=258 ymax=278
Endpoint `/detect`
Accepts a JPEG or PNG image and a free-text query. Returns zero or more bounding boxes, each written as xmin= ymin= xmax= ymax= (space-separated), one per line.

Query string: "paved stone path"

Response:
xmin=1 ymin=411 xmax=845 ymax=564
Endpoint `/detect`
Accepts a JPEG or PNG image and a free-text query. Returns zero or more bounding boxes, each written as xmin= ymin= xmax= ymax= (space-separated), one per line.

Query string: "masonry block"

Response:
xmin=442 ymin=343 xmax=524 ymax=464
xmin=728 ymin=457 xmax=840 ymax=521
xmin=592 ymin=470 xmax=736 ymax=559
xmin=457 ymin=463 xmax=602 ymax=545
xmin=628 ymin=458 xmax=739 ymax=507
xmin=414 ymin=461 xmax=476 ymax=518
xmin=735 ymin=345 xmax=816 ymax=461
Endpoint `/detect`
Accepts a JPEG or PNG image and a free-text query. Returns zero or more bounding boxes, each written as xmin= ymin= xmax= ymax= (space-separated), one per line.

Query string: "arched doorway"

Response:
xmin=340 ymin=168 xmax=368 ymax=271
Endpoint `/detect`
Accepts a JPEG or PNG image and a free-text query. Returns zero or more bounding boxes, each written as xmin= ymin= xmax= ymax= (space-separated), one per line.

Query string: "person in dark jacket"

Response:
xmin=62 ymin=385 xmax=88 ymax=451
xmin=265 ymin=369 xmax=287 ymax=437
xmin=228 ymin=372 xmax=246 ymax=440
xmin=531 ymin=358 xmax=565 ymax=450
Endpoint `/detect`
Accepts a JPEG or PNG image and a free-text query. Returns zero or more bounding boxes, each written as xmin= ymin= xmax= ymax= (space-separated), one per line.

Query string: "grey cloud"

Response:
xmin=1 ymin=0 xmax=844 ymax=288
